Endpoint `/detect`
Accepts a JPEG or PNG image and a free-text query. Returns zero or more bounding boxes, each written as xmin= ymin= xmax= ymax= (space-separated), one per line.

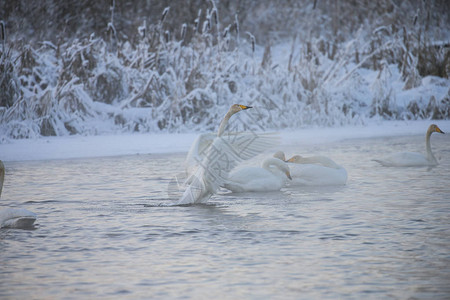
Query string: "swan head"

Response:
xmin=264 ymin=157 xmax=292 ymax=180
xmin=273 ymin=151 xmax=286 ymax=161
xmin=217 ymin=104 xmax=252 ymax=137
xmin=429 ymin=124 xmax=445 ymax=135
xmin=286 ymin=155 xmax=303 ymax=163
xmin=285 ymin=170 xmax=292 ymax=180
xmin=230 ymin=104 xmax=252 ymax=114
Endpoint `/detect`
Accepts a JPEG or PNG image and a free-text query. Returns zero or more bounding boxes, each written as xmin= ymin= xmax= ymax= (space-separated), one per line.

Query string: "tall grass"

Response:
xmin=0 ymin=1 xmax=448 ymax=140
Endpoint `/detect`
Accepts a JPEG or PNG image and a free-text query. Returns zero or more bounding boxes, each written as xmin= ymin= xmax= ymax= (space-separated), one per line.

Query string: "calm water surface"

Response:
xmin=1 ymin=134 xmax=449 ymax=299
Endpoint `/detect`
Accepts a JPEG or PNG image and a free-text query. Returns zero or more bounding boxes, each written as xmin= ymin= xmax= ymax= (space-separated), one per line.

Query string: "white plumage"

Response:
xmin=179 ymin=104 xmax=278 ymax=204
xmin=286 ymin=155 xmax=348 ymax=186
xmin=0 ymin=160 xmax=37 ymax=229
xmin=224 ymin=157 xmax=292 ymax=192
xmin=373 ymin=124 xmax=445 ymax=167
xmin=273 ymin=151 xmax=347 ymax=186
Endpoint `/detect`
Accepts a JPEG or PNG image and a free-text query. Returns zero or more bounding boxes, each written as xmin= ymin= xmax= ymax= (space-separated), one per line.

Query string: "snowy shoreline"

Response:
xmin=1 ymin=120 xmax=449 ymax=162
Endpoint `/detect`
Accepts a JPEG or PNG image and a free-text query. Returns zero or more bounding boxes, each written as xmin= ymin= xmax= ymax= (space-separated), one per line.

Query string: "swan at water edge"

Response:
xmin=223 ymin=157 xmax=292 ymax=192
xmin=373 ymin=124 xmax=445 ymax=167
xmin=0 ymin=160 xmax=37 ymax=229
xmin=274 ymin=151 xmax=348 ymax=186
xmin=179 ymin=104 xmax=278 ymax=204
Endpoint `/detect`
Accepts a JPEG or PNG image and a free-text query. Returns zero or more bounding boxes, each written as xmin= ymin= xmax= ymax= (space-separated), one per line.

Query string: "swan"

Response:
xmin=185 ymin=106 xmax=277 ymax=178
xmin=178 ymin=104 xmax=278 ymax=204
xmin=373 ymin=124 xmax=445 ymax=167
xmin=279 ymin=152 xmax=347 ymax=186
xmin=223 ymin=157 xmax=292 ymax=192
xmin=0 ymin=160 xmax=37 ymax=229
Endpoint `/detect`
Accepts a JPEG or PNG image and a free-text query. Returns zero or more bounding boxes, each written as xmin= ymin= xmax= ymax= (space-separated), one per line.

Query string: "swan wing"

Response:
xmin=308 ymin=156 xmax=341 ymax=169
xmin=185 ymin=133 xmax=216 ymax=176
xmin=289 ymin=164 xmax=348 ymax=186
xmin=179 ymin=132 xmax=279 ymax=204
xmin=178 ymin=167 xmax=209 ymax=205
xmin=224 ymin=167 xmax=283 ymax=192
xmin=203 ymin=132 xmax=280 ymax=189
xmin=373 ymin=152 xmax=430 ymax=167
xmin=0 ymin=208 xmax=37 ymax=229
xmin=185 ymin=132 xmax=278 ymax=177
xmin=220 ymin=132 xmax=280 ymax=161
xmin=178 ymin=136 xmax=242 ymax=204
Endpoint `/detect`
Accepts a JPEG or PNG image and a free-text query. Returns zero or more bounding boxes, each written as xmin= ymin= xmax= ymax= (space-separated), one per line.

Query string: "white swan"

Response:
xmin=224 ymin=157 xmax=292 ymax=192
xmin=278 ymin=152 xmax=347 ymax=186
xmin=0 ymin=160 xmax=37 ymax=229
xmin=184 ymin=109 xmax=278 ymax=178
xmin=179 ymin=104 xmax=278 ymax=204
xmin=373 ymin=124 xmax=445 ymax=167
xmin=185 ymin=132 xmax=216 ymax=177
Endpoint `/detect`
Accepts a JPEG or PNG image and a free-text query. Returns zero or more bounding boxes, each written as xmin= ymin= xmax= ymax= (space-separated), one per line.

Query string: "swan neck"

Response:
xmin=217 ymin=110 xmax=234 ymax=137
xmin=262 ymin=158 xmax=284 ymax=171
xmin=425 ymin=130 xmax=436 ymax=163
xmin=0 ymin=161 xmax=4 ymax=198
xmin=262 ymin=159 xmax=272 ymax=170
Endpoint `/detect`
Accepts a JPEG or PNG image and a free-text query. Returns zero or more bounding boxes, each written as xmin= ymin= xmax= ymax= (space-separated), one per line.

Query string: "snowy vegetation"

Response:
xmin=0 ymin=0 xmax=449 ymax=140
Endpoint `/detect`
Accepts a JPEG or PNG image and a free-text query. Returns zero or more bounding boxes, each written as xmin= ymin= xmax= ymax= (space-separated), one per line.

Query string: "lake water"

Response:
xmin=1 ymin=134 xmax=449 ymax=299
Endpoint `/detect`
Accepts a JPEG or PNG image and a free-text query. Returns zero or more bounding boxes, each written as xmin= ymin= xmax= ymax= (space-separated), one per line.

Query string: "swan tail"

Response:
xmin=2 ymin=217 xmax=36 ymax=228
xmin=0 ymin=208 xmax=37 ymax=229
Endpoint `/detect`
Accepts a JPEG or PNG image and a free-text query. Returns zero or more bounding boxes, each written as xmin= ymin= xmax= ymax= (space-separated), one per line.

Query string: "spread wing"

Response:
xmin=178 ymin=132 xmax=280 ymax=205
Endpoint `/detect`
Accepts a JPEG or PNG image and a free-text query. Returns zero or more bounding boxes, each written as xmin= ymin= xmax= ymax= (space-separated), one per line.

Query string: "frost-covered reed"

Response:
xmin=0 ymin=1 xmax=448 ymax=140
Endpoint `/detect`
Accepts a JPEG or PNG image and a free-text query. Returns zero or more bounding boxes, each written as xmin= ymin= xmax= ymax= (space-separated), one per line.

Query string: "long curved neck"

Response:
xmin=262 ymin=158 xmax=285 ymax=172
xmin=425 ymin=129 xmax=437 ymax=163
xmin=0 ymin=161 xmax=4 ymax=198
xmin=217 ymin=110 xmax=234 ymax=137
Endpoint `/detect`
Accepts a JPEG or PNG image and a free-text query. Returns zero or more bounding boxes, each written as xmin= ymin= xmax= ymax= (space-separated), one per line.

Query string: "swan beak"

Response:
xmin=436 ymin=127 xmax=445 ymax=134
xmin=239 ymin=105 xmax=252 ymax=110
xmin=286 ymin=157 xmax=295 ymax=163
xmin=286 ymin=171 xmax=292 ymax=180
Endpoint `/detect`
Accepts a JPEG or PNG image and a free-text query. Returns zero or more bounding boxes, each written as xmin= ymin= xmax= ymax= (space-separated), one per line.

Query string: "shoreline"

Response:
xmin=1 ymin=120 xmax=448 ymax=162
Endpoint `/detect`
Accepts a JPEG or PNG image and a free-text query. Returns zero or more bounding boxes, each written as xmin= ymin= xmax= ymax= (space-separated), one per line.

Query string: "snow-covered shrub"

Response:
xmin=370 ymin=61 xmax=397 ymax=118
xmin=0 ymin=2 xmax=449 ymax=140
xmin=0 ymin=49 xmax=19 ymax=109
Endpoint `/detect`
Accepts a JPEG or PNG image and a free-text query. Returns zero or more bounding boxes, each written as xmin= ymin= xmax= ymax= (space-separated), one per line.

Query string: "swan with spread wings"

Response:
xmin=178 ymin=104 xmax=278 ymax=204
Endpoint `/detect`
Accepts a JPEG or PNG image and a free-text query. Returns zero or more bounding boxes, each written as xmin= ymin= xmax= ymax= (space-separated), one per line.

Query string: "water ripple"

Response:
xmin=1 ymin=136 xmax=449 ymax=299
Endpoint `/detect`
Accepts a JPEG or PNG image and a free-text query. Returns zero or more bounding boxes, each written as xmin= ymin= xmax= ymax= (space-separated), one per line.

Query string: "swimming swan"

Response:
xmin=0 ymin=160 xmax=37 ymax=229
xmin=274 ymin=151 xmax=347 ymax=186
xmin=373 ymin=124 xmax=445 ymax=167
xmin=223 ymin=157 xmax=292 ymax=192
xmin=179 ymin=104 xmax=278 ymax=204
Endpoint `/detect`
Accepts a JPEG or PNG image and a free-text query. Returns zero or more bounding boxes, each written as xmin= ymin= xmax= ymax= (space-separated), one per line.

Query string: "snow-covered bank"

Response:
xmin=1 ymin=3 xmax=449 ymax=141
xmin=1 ymin=120 xmax=448 ymax=162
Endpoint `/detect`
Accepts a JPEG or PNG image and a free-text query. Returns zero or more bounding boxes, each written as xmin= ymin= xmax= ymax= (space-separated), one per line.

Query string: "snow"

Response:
xmin=2 ymin=33 xmax=449 ymax=141
xmin=1 ymin=120 xmax=448 ymax=162
xmin=1 ymin=6 xmax=449 ymax=161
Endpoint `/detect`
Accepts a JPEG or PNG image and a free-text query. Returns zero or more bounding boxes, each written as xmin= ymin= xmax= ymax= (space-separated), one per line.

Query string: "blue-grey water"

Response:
xmin=1 ymin=134 xmax=449 ymax=299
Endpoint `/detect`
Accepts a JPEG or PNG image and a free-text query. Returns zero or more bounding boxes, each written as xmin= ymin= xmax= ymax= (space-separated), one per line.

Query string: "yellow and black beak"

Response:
xmin=286 ymin=171 xmax=292 ymax=180
xmin=239 ymin=104 xmax=252 ymax=110
xmin=435 ymin=126 xmax=445 ymax=134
